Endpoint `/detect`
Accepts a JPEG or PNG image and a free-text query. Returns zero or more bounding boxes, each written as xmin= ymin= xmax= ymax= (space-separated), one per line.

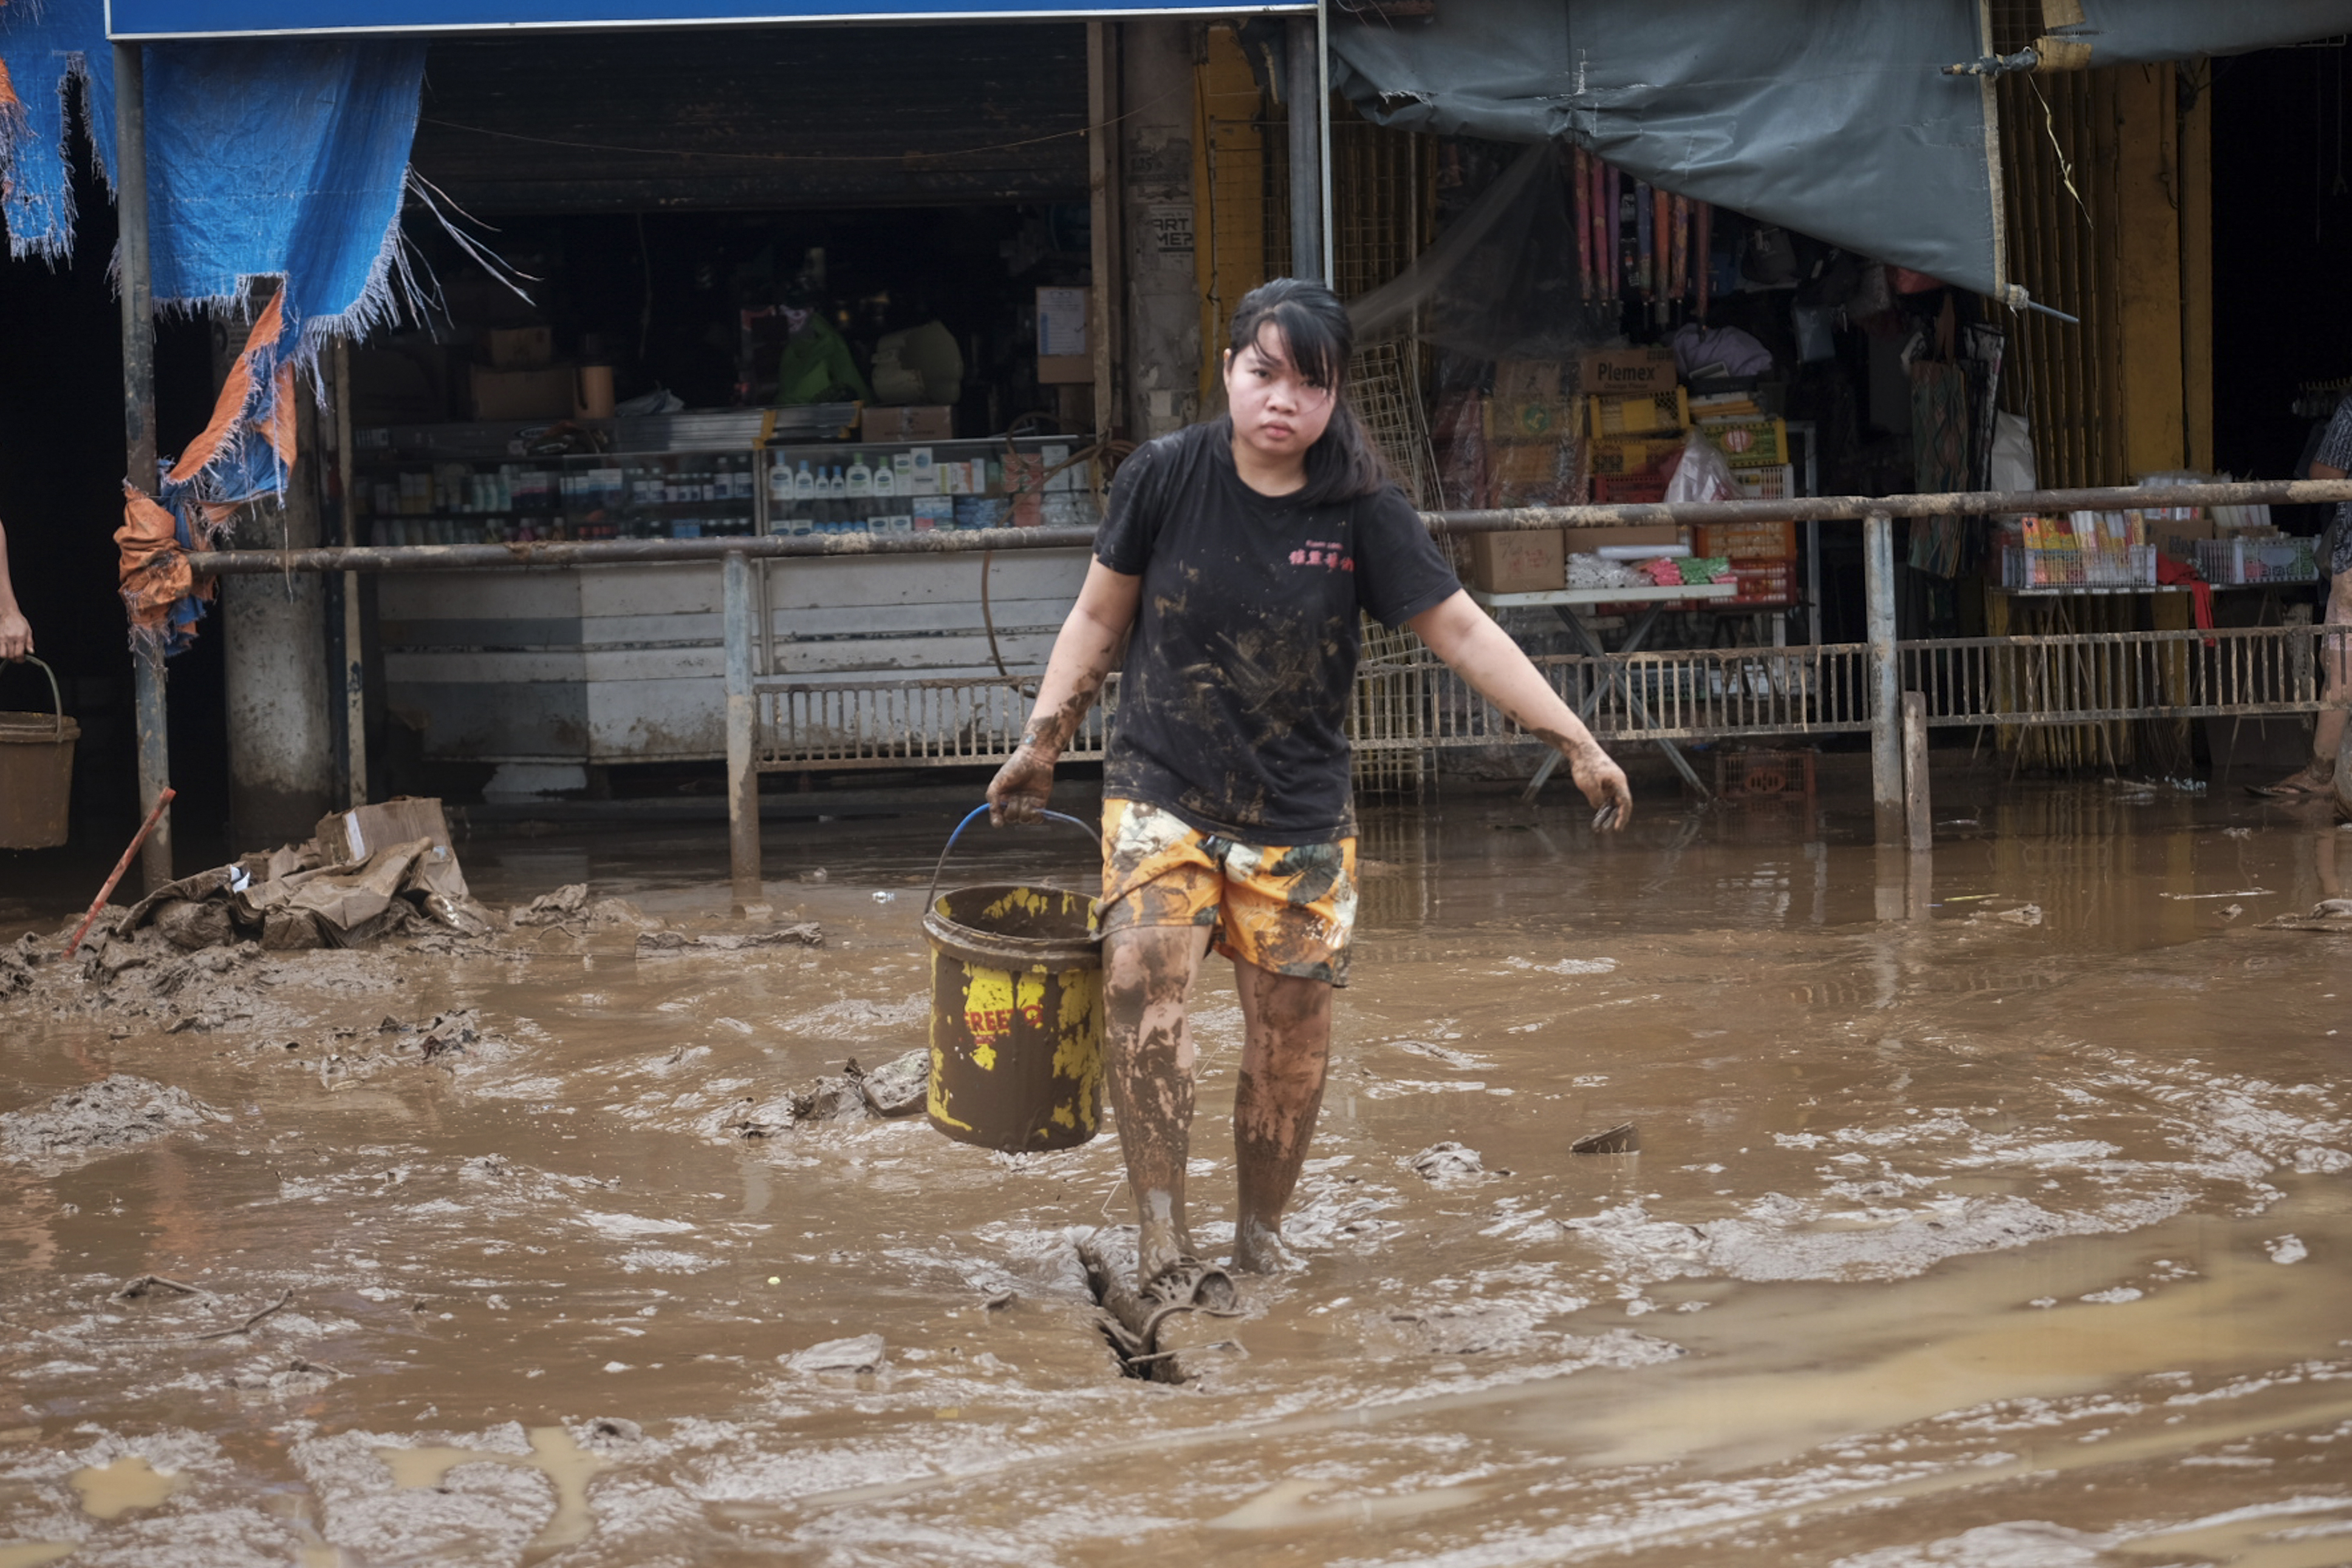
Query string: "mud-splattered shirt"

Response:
xmin=1095 ymin=421 xmax=1460 ymax=844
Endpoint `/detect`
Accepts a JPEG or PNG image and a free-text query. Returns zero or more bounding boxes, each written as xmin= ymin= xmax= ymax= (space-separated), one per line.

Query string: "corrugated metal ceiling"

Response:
xmin=410 ymin=24 xmax=1090 ymax=213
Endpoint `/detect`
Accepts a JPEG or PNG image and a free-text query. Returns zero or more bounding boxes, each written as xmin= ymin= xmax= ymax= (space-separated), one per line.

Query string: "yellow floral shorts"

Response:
xmin=1099 ymin=797 xmax=1359 ymax=986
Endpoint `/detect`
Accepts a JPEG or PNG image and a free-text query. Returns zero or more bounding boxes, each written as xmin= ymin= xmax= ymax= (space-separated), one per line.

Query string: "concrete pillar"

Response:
xmin=220 ymin=318 xmax=335 ymax=846
xmin=1121 ymin=19 xmax=1202 ymax=441
xmin=1864 ymin=512 xmax=1902 ymax=846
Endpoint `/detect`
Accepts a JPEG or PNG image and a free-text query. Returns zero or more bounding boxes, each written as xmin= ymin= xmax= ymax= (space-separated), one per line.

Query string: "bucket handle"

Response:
xmin=1 ymin=656 xmax=63 ymax=744
xmin=925 ymin=803 xmax=1102 ymax=915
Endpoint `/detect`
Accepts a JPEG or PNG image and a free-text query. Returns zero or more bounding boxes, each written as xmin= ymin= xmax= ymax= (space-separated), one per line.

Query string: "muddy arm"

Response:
xmin=988 ymin=561 xmax=1141 ymax=825
xmin=1408 ymin=590 xmax=1632 ymax=824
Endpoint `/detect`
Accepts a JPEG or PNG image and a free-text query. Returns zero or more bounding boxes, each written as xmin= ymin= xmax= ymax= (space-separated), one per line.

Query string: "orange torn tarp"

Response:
xmin=121 ymin=289 xmax=295 ymax=653
xmin=168 ymin=289 xmax=292 ymax=485
xmin=115 ymin=486 xmax=214 ymax=638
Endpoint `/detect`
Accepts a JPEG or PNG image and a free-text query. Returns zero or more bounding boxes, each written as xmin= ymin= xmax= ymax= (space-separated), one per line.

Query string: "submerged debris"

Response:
xmin=1 ymin=1075 xmax=224 ymax=1164
xmin=1409 ymin=1141 xmax=1489 ymax=1182
xmin=1571 ymin=1122 xmax=1640 ymax=1155
xmin=635 ymin=924 xmax=822 ymax=957
xmin=785 ymin=1334 xmax=887 ymax=1375
xmin=726 ymin=1048 xmax=930 ymax=1137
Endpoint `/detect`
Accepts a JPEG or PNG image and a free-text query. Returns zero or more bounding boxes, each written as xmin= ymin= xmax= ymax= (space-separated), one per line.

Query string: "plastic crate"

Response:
xmin=2193 ymin=536 xmax=2317 ymax=585
xmin=1587 ymin=387 xmax=1689 ymax=438
xmin=1729 ymin=463 xmax=1795 ymax=502
xmin=2001 ymin=545 xmax=2156 ymax=589
xmin=1594 ymin=472 xmax=1669 ymax=505
xmin=1588 ymin=435 xmax=1683 ymax=476
xmin=1727 ymin=561 xmax=1795 ymax=604
xmin=1694 ymin=520 xmax=1796 ymax=560
xmin=1713 ymin=748 xmax=1817 ymax=799
xmin=1697 ymin=417 xmax=1790 ymax=468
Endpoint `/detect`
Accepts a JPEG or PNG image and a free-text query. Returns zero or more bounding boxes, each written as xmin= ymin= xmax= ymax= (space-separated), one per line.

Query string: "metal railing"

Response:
xmin=169 ymin=475 xmax=2352 ymax=901
xmin=753 ymin=624 xmax=2341 ymax=770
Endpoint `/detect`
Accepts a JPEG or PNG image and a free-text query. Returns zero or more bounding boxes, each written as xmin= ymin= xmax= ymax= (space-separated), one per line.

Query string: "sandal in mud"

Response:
xmin=1137 ymin=1256 xmax=1242 ymax=1351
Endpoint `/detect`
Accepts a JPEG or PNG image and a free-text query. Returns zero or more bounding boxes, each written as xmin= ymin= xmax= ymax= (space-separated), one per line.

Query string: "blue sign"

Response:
xmin=109 ymin=0 xmax=1301 ymax=37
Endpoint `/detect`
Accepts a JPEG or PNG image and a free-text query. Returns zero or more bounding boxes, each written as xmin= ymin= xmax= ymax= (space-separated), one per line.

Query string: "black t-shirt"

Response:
xmin=1094 ymin=420 xmax=1460 ymax=843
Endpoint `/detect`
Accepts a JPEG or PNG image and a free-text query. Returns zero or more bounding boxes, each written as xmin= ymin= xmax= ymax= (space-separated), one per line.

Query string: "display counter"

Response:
xmin=355 ymin=415 xmax=1099 ymax=782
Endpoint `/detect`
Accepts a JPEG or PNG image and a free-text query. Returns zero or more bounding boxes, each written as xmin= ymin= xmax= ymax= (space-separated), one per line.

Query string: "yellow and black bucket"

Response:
xmin=921 ymin=807 xmax=1104 ymax=1153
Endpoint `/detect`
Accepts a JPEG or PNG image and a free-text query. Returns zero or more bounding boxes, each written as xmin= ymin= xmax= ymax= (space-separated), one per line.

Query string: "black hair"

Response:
xmin=1223 ymin=277 xmax=1393 ymax=506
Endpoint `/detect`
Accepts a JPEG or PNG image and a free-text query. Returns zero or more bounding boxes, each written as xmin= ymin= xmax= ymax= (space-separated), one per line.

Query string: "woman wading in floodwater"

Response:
xmin=988 ymin=278 xmax=1632 ymax=1293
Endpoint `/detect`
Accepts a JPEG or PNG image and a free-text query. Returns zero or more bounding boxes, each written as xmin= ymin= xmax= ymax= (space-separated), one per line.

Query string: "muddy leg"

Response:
xmin=1230 ymin=961 xmax=1334 ymax=1273
xmin=1103 ymin=925 xmax=1213 ymax=1287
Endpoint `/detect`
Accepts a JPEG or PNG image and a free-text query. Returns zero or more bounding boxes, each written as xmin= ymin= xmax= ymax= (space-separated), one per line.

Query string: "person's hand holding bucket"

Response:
xmin=987 ymin=732 xmax=1056 ymax=827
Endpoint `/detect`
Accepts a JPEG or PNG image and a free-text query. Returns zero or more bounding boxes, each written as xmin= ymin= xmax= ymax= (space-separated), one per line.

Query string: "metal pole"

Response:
xmin=1316 ymin=0 xmax=1335 ymax=287
xmin=1086 ymin=19 xmax=1121 ymax=440
xmin=114 ymin=41 xmax=171 ymax=893
xmin=723 ymin=551 xmax=764 ymax=913
xmin=1902 ymin=689 xmax=1931 ymax=850
xmin=1285 ymin=16 xmax=1323 ymax=282
xmin=1865 ymin=511 xmax=1902 ymax=844
xmin=1805 ymin=519 xmax=1823 ymax=645
xmin=332 ymin=339 xmax=368 ymax=808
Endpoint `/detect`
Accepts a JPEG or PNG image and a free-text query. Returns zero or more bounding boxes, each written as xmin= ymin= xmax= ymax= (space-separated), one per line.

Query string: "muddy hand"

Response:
xmin=986 ymin=743 xmax=1056 ymax=827
xmin=1568 ymin=743 xmax=1633 ymax=830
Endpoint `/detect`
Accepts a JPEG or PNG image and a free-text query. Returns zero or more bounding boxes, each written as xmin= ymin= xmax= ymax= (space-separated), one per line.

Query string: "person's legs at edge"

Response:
xmin=1231 ymin=961 xmax=1334 ymax=1273
xmin=1102 ymin=923 xmax=1214 ymax=1287
xmin=2277 ymin=567 xmax=2352 ymax=791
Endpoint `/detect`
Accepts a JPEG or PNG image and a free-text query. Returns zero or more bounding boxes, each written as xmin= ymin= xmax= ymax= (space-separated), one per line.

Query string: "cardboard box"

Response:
xmin=1587 ymin=387 xmax=1690 ymax=438
xmin=1467 ymin=529 xmax=1566 ymax=594
xmin=470 ymin=364 xmax=573 ymax=421
xmin=313 ymin=797 xmax=469 ymax=899
xmin=1483 ymin=398 xmax=1579 ymax=441
xmin=485 ymin=326 xmax=554 ymax=370
xmin=1694 ymin=520 xmax=1797 ymax=560
xmin=1036 ymin=287 xmax=1092 ymax=384
xmin=1561 ymin=523 xmax=1684 ymax=556
xmin=1492 ymin=360 xmax=1565 ymax=400
xmin=1580 ymin=346 xmax=1678 ymax=398
xmin=861 ymin=405 xmax=954 ymax=441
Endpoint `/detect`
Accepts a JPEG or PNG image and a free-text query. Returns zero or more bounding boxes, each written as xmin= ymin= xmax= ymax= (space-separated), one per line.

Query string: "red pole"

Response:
xmin=63 ymin=786 xmax=176 ymax=958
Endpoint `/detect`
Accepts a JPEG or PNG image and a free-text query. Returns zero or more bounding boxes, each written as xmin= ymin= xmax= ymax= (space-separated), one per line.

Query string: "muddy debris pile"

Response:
xmin=95 ymin=797 xmax=496 ymax=959
xmin=508 ymin=883 xmax=662 ymax=932
xmin=0 ymin=1074 xmax=225 ymax=1165
xmin=722 ymin=1049 xmax=928 ymax=1137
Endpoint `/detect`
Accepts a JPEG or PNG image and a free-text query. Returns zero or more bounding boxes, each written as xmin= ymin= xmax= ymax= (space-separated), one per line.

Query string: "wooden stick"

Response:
xmin=63 ymin=786 xmax=176 ymax=958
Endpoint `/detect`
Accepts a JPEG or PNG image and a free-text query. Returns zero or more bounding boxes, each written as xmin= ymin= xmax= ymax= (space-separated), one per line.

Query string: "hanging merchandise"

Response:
xmin=1350 ymin=142 xmax=1604 ymax=361
xmin=1669 ymin=194 xmax=1689 ymax=304
xmin=1742 ymin=225 xmax=1799 ymax=286
xmin=1573 ymin=146 xmax=1595 ymax=303
xmin=1694 ymin=202 xmax=1712 ymax=316
xmin=1604 ymin=163 xmax=1621 ymax=298
xmin=1635 ymin=181 xmax=1653 ymax=296
xmin=1599 ymin=152 xmax=1618 ymax=305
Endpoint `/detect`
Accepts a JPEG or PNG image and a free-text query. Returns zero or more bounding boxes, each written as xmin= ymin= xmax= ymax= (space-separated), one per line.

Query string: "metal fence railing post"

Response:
xmin=1865 ymin=513 xmax=1902 ymax=844
xmin=723 ymin=551 xmax=762 ymax=913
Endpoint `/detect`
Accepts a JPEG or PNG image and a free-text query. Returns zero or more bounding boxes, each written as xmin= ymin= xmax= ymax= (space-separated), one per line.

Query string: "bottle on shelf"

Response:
xmin=846 ymin=454 xmax=873 ymax=499
xmin=873 ymin=458 xmax=896 ymax=499
xmin=795 ymin=460 xmax=816 ymax=501
xmin=769 ymin=453 xmax=792 ymax=504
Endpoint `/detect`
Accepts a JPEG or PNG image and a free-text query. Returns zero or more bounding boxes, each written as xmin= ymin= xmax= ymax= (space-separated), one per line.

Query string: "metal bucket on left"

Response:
xmin=0 ymin=659 xmax=78 ymax=850
xmin=919 ymin=808 xmax=1104 ymax=1153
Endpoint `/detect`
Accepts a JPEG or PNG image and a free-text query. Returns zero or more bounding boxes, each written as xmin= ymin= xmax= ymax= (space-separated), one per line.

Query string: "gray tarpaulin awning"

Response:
xmin=1329 ymin=0 xmax=2352 ymax=304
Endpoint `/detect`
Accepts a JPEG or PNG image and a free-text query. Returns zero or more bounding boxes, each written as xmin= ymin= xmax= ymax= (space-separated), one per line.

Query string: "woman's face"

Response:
xmin=1223 ymin=325 xmax=1336 ymax=465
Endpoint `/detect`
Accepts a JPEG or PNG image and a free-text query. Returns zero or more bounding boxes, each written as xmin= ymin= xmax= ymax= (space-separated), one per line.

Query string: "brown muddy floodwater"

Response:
xmin=2 ymin=775 xmax=2350 ymax=1567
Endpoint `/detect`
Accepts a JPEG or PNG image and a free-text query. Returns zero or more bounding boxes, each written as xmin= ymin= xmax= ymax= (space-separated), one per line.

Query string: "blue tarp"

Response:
xmin=2 ymin=0 xmax=425 ymax=339
xmin=1330 ymin=0 xmax=2352 ymax=305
